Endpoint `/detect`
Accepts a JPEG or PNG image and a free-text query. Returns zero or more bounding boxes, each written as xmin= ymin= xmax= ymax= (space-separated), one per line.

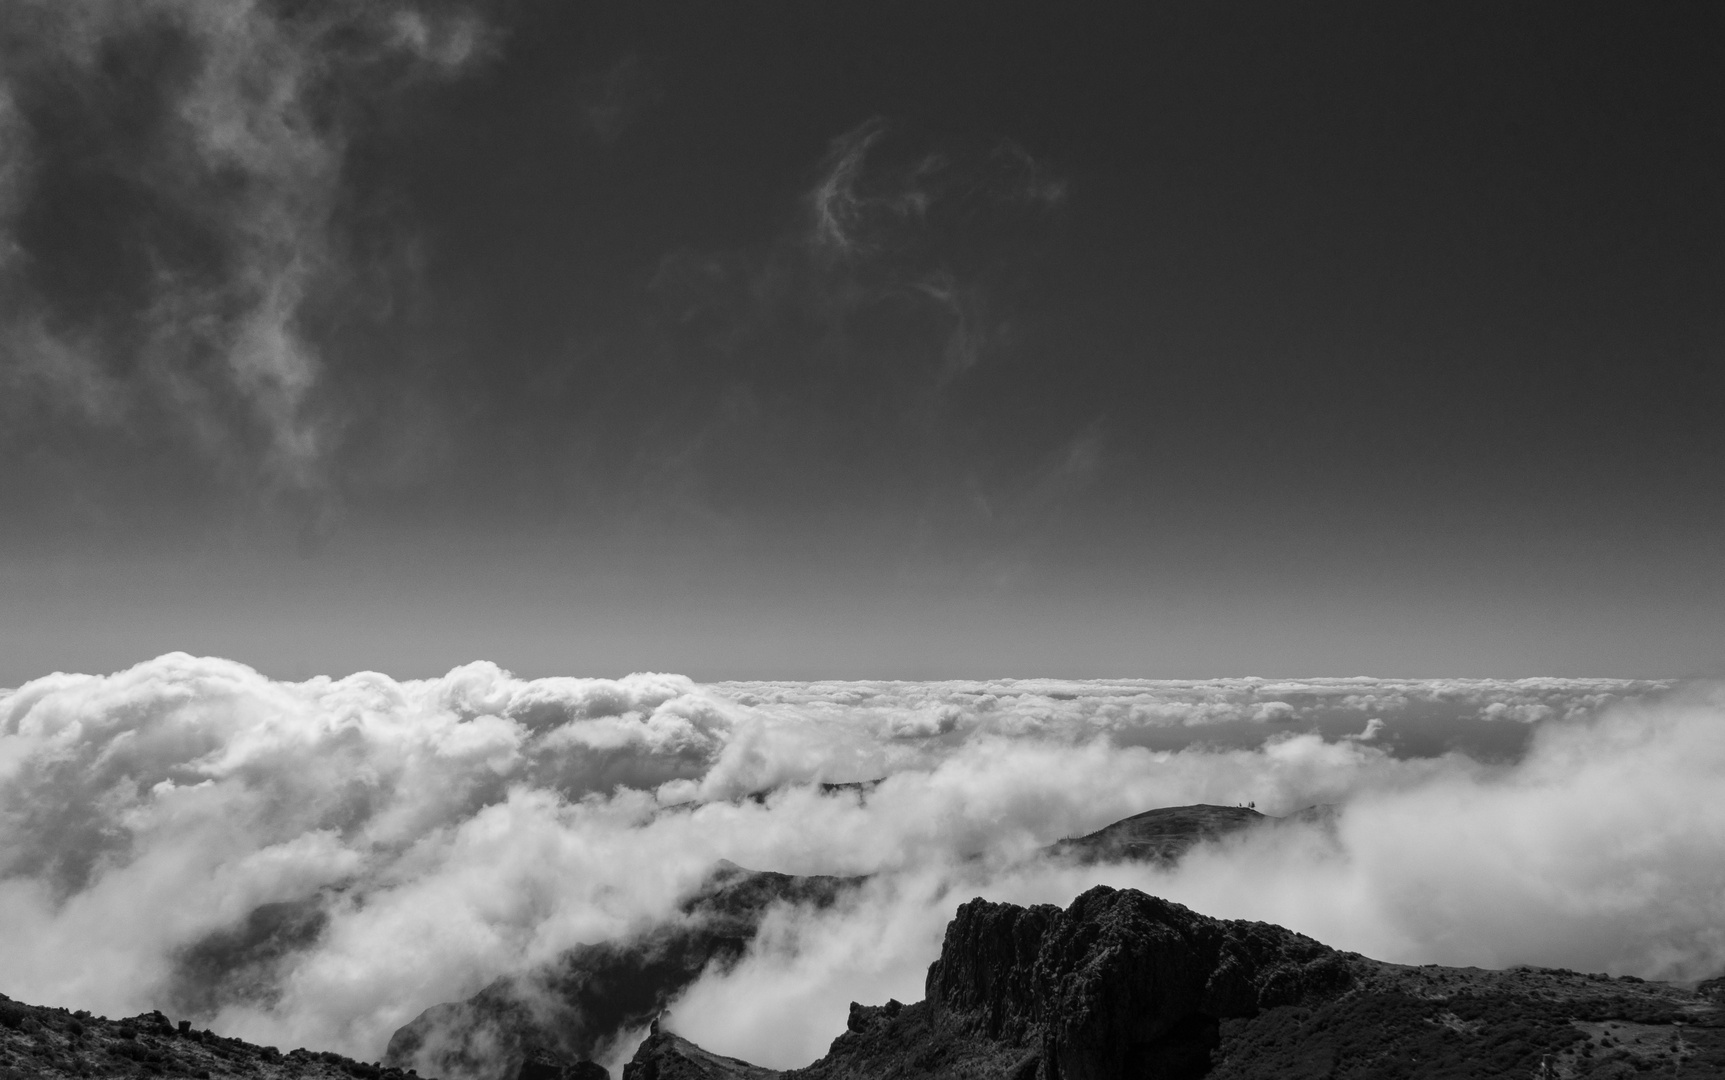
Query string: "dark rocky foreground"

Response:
xmin=624 ymin=886 xmax=1725 ymax=1080
xmin=0 ymin=999 xmax=413 ymax=1079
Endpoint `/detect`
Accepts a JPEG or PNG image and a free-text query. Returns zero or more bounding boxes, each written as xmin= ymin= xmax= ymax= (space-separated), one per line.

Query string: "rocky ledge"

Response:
xmin=625 ymin=885 xmax=1725 ymax=1080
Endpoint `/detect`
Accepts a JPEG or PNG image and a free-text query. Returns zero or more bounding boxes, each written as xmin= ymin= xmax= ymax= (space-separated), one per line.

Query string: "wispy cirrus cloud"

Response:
xmin=626 ymin=118 xmax=1080 ymax=550
xmin=0 ymin=0 xmax=492 ymax=489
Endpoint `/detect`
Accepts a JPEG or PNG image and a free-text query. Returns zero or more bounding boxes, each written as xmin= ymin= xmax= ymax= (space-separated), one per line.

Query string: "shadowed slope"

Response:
xmin=384 ymin=862 xmax=863 ymax=1080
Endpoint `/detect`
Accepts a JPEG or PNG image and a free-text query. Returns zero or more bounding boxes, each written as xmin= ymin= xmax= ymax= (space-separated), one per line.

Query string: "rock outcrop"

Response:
xmin=927 ymin=887 xmax=1357 ymax=1079
xmin=624 ymin=885 xmax=1725 ymax=1079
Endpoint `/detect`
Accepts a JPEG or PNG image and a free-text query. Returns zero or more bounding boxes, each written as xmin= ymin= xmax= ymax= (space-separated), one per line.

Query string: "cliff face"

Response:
xmin=795 ymin=887 xmax=1354 ymax=1080
xmin=927 ymin=888 xmax=1354 ymax=1080
xmin=626 ymin=885 xmax=1725 ymax=1080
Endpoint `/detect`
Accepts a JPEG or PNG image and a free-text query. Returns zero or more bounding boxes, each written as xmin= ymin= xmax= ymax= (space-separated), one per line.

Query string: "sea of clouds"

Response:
xmin=1 ymin=655 xmax=1721 ymax=1072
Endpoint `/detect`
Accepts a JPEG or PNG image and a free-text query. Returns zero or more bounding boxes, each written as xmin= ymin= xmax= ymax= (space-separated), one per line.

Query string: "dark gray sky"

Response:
xmin=2 ymin=0 xmax=1721 ymax=682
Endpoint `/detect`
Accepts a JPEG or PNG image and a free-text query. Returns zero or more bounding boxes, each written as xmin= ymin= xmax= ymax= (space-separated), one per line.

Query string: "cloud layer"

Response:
xmin=0 ymin=656 xmax=1718 ymax=1072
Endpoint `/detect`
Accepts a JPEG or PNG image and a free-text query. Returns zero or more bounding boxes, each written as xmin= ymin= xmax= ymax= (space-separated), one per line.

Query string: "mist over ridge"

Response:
xmin=1 ymin=654 xmax=1720 ymax=1071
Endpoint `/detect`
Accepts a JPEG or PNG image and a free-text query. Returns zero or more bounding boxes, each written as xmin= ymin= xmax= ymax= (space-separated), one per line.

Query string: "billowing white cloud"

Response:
xmin=0 ymin=655 xmax=1717 ymax=1075
xmin=662 ymin=684 xmax=1725 ymax=1068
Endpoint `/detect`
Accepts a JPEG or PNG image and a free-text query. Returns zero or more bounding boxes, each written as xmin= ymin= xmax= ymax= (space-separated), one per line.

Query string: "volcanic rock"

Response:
xmin=622 ymin=885 xmax=1725 ymax=1079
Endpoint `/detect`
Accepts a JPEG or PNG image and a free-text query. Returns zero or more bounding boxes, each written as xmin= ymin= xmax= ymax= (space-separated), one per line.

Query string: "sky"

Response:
xmin=2 ymin=0 xmax=1723 ymax=682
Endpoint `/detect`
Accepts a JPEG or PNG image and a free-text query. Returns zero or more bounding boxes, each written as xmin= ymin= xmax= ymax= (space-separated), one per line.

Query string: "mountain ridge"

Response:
xmin=9 ymin=800 xmax=1719 ymax=1079
xmin=387 ymin=801 xmax=1286 ymax=1079
xmin=625 ymin=886 xmax=1725 ymax=1080
xmin=3 ymin=886 xmax=1721 ymax=1079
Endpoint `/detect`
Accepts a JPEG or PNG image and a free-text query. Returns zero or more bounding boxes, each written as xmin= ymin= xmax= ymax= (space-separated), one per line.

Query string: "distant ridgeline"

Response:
xmin=4 ymin=804 xmax=1720 ymax=1080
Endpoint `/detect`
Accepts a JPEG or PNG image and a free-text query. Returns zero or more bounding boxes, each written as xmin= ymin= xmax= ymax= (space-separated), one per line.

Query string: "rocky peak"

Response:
xmin=626 ymin=881 xmax=1724 ymax=1079
xmin=924 ymin=887 xmax=1356 ymax=1080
